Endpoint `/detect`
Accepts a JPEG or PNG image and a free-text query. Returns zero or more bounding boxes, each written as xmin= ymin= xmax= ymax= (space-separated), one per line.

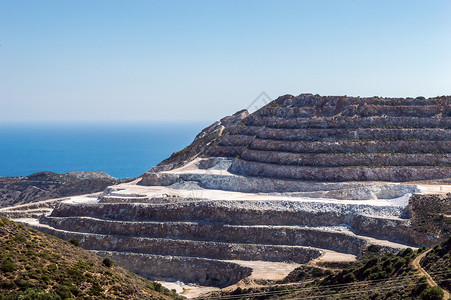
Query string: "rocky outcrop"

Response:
xmin=0 ymin=171 xmax=125 ymax=208
xmin=406 ymin=193 xmax=451 ymax=243
xmin=195 ymin=109 xmax=249 ymax=140
xmin=152 ymin=109 xmax=249 ymax=172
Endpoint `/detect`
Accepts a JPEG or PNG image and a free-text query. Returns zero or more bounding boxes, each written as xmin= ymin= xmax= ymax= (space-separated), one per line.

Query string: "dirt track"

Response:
xmin=411 ymin=249 xmax=450 ymax=299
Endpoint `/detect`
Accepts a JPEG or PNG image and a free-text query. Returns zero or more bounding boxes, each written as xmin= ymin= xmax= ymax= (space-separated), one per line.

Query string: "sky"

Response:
xmin=1 ymin=0 xmax=450 ymax=123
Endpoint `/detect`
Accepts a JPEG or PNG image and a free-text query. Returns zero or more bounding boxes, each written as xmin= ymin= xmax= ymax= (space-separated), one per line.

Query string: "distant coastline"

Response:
xmin=0 ymin=122 xmax=208 ymax=179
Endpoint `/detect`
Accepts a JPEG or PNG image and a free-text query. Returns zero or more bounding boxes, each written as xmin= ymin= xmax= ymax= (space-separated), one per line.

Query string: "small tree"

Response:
xmin=68 ymin=238 xmax=80 ymax=247
xmin=102 ymin=257 xmax=114 ymax=268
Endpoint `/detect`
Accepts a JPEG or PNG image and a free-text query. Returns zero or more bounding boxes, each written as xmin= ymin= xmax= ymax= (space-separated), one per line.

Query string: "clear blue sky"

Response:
xmin=1 ymin=0 xmax=450 ymax=123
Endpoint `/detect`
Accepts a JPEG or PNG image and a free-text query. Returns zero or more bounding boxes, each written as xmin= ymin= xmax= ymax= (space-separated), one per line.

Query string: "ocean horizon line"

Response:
xmin=0 ymin=122 xmax=205 ymax=179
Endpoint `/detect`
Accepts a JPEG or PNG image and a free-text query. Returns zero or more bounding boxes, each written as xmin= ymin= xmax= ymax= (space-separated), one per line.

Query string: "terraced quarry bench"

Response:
xmin=202 ymin=94 xmax=450 ymax=182
xmin=0 ymin=178 xmax=430 ymax=288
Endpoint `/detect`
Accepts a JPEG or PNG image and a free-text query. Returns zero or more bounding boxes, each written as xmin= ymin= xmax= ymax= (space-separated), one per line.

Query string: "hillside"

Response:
xmin=408 ymin=193 xmax=451 ymax=240
xmin=212 ymin=243 xmax=449 ymax=299
xmin=421 ymin=236 xmax=451 ymax=294
xmin=0 ymin=216 xmax=182 ymax=299
xmin=0 ymin=171 xmax=131 ymax=208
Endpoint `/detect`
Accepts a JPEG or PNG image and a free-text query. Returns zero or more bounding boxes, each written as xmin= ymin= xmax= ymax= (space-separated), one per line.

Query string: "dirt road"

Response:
xmin=411 ymin=249 xmax=450 ymax=300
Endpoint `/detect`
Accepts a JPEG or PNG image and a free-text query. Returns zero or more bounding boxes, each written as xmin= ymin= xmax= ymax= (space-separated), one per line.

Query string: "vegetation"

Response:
xmin=102 ymin=258 xmax=114 ymax=268
xmin=0 ymin=217 xmax=183 ymax=299
xmin=68 ymin=238 xmax=80 ymax=247
xmin=421 ymin=236 xmax=451 ymax=292
xmin=420 ymin=286 xmax=444 ymax=300
xmin=408 ymin=194 xmax=451 ymax=241
xmin=211 ymin=243 xmax=450 ymax=299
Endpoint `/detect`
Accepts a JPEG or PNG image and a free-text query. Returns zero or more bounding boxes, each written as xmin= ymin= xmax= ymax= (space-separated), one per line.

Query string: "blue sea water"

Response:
xmin=0 ymin=122 xmax=208 ymax=179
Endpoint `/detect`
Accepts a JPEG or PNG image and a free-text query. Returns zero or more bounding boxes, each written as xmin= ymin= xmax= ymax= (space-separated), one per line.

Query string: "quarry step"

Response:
xmin=48 ymin=200 xmax=404 ymax=227
xmin=140 ymin=170 xmax=419 ymax=198
xmin=227 ymin=127 xmax=450 ymax=142
xmin=240 ymin=149 xmax=450 ymax=167
xmin=284 ymin=95 xmax=446 ymax=107
xmin=98 ymin=196 xmax=152 ymax=203
xmin=40 ymin=216 xmax=367 ymax=254
xmin=45 ymin=200 xmax=424 ymax=245
xmin=0 ymin=197 xmax=70 ymax=211
xmin=29 ymin=223 xmax=324 ymax=262
xmin=207 ymin=145 xmax=243 ymax=157
xmin=0 ymin=208 xmax=52 ymax=219
xmin=11 ymin=208 xmax=412 ymax=289
xmin=230 ymin=159 xmax=451 ymax=182
xmin=244 ymin=115 xmax=451 ymax=129
xmin=93 ymin=250 xmax=252 ymax=287
xmin=256 ymin=104 xmax=444 ymax=118
xmin=248 ymin=139 xmax=451 ymax=154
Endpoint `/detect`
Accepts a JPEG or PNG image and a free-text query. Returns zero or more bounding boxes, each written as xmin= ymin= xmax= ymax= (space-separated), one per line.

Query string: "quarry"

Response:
xmin=0 ymin=94 xmax=450 ymax=296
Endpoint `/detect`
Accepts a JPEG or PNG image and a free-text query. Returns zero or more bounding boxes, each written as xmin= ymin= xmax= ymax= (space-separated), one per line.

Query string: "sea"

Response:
xmin=0 ymin=122 xmax=209 ymax=179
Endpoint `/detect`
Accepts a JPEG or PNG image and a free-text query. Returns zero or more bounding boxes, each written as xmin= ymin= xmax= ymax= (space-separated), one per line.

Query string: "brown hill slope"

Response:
xmin=0 ymin=217 xmax=182 ymax=299
xmin=212 ymin=243 xmax=449 ymax=299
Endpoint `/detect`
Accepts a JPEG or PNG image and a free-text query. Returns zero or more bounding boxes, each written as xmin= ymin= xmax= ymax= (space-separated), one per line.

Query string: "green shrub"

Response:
xmin=399 ymin=248 xmax=414 ymax=257
xmin=421 ymin=286 xmax=444 ymax=300
xmin=73 ymin=261 xmax=92 ymax=271
xmin=383 ymin=263 xmax=394 ymax=274
xmin=13 ymin=235 xmax=27 ymax=243
xmin=41 ymin=274 xmax=50 ymax=285
xmin=89 ymin=284 xmax=103 ymax=296
xmin=67 ymin=267 xmax=84 ymax=282
xmin=15 ymin=278 xmax=32 ymax=289
xmin=414 ymin=277 xmax=429 ymax=295
xmin=0 ymin=281 xmax=16 ymax=289
xmin=231 ymin=287 xmax=245 ymax=295
xmin=370 ymin=271 xmax=388 ymax=280
xmin=5 ymin=288 xmax=61 ymax=300
xmin=55 ymin=285 xmax=72 ymax=299
xmin=102 ymin=257 xmax=114 ymax=268
xmin=0 ymin=262 xmax=16 ymax=273
xmin=394 ymin=257 xmax=407 ymax=269
xmin=364 ymin=258 xmax=379 ymax=268
xmin=311 ymin=267 xmax=325 ymax=277
xmin=150 ymin=281 xmax=163 ymax=292
xmin=367 ymin=245 xmax=382 ymax=253
xmin=342 ymin=273 xmax=356 ymax=283
xmin=68 ymin=238 xmax=80 ymax=247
